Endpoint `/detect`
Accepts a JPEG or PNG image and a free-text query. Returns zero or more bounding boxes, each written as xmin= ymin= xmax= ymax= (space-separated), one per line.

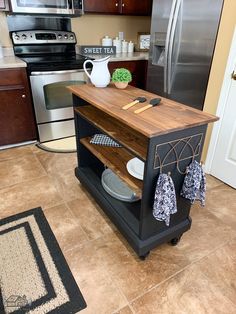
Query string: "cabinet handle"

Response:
xmin=22 ymin=94 xmax=26 ymax=98
xmin=115 ymin=2 xmax=118 ymax=6
xmin=122 ymin=3 xmax=125 ymax=6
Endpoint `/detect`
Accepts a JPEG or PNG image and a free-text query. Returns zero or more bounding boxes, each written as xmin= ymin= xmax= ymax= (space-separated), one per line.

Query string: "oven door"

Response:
xmin=10 ymin=0 xmax=83 ymax=15
xmin=30 ymin=69 xmax=87 ymax=123
xmin=30 ymin=69 xmax=88 ymax=142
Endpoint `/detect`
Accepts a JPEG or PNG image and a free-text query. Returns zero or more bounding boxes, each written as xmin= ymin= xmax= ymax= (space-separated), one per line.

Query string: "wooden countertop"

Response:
xmin=69 ymin=84 xmax=218 ymax=138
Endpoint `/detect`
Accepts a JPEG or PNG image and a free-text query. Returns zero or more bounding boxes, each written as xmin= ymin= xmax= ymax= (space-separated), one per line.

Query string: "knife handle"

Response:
xmin=122 ymin=100 xmax=139 ymax=110
xmin=134 ymin=104 xmax=152 ymax=114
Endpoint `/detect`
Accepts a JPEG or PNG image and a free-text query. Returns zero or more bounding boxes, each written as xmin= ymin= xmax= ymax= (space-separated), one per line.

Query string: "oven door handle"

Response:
xmin=31 ymin=69 xmax=87 ymax=76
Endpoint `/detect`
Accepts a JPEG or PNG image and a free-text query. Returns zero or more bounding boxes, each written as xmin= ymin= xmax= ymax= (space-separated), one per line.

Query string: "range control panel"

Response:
xmin=12 ymin=30 xmax=77 ymax=45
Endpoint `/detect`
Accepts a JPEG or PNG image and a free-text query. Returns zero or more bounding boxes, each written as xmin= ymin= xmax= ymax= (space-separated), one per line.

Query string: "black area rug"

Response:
xmin=0 ymin=207 xmax=86 ymax=314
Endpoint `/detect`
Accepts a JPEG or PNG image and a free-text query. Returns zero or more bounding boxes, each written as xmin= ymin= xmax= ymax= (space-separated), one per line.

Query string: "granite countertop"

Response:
xmin=0 ymin=56 xmax=26 ymax=69
xmin=0 ymin=50 xmax=148 ymax=69
xmin=107 ymin=52 xmax=149 ymax=62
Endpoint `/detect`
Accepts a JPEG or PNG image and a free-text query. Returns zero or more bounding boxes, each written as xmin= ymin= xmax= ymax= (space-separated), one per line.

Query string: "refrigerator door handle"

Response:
xmin=164 ymin=0 xmax=178 ymax=93
xmin=167 ymin=0 xmax=182 ymax=94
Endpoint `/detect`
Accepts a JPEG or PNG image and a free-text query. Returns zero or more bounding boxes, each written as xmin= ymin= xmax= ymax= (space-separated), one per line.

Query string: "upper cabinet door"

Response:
xmin=121 ymin=0 xmax=152 ymax=16
xmin=84 ymin=0 xmax=120 ymax=14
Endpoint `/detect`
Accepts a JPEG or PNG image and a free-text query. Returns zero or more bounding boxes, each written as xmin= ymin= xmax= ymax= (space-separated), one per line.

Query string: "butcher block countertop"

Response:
xmin=69 ymin=84 xmax=218 ymax=138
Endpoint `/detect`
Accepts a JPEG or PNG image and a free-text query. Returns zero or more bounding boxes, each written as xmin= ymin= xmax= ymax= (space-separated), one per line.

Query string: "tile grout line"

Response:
xmin=64 ymin=197 xmax=119 ymax=249
xmin=63 ymin=223 xmax=115 ymax=254
xmin=32 ymin=153 xmax=49 ymax=175
xmin=111 ymin=304 xmax=136 ymax=314
xmin=0 ymin=173 xmax=48 ymax=191
xmin=128 ymin=303 xmax=137 ymax=314
xmin=64 ymin=202 xmax=91 ymax=242
xmin=0 ymin=152 xmax=48 ymax=190
xmin=92 ymin=250 xmax=132 ymax=314
xmin=60 ymin=217 xmax=133 ymax=313
xmin=0 ymin=147 xmax=33 ymax=162
xmin=128 ymin=237 xmax=236 ymax=306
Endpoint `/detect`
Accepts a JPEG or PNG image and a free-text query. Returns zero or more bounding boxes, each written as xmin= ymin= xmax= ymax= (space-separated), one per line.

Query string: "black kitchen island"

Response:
xmin=69 ymin=83 xmax=218 ymax=259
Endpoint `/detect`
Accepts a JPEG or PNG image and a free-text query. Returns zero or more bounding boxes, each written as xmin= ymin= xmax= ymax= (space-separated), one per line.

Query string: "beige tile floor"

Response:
xmin=0 ymin=144 xmax=236 ymax=314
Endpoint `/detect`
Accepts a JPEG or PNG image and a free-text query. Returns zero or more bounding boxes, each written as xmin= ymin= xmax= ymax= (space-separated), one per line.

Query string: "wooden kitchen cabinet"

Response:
xmin=108 ymin=60 xmax=148 ymax=89
xmin=121 ymin=0 xmax=152 ymax=15
xmin=0 ymin=68 xmax=37 ymax=146
xmin=84 ymin=0 xmax=120 ymax=14
xmin=84 ymin=0 xmax=152 ymax=15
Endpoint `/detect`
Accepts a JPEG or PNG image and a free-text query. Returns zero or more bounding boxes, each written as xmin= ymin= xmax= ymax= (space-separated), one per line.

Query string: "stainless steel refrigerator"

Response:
xmin=146 ymin=0 xmax=224 ymax=110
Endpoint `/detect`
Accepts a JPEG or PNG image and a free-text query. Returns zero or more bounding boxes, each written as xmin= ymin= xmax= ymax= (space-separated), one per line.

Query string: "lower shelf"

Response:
xmin=80 ymin=137 xmax=143 ymax=197
xmin=76 ymin=166 xmax=141 ymax=235
xmin=75 ymin=166 xmax=192 ymax=257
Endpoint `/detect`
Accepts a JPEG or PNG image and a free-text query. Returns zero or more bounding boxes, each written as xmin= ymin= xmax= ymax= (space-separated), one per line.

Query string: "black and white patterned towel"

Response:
xmin=153 ymin=173 xmax=177 ymax=226
xmin=90 ymin=134 xmax=122 ymax=147
xmin=180 ymin=160 xmax=206 ymax=206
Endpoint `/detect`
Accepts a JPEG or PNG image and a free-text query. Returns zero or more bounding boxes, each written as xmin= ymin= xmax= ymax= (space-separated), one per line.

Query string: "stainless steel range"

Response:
xmin=12 ymin=29 xmax=89 ymax=143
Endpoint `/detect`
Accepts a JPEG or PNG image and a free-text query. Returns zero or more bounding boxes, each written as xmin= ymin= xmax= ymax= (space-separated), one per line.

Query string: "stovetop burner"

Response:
xmin=12 ymin=30 xmax=88 ymax=72
xmin=20 ymin=54 xmax=88 ymax=72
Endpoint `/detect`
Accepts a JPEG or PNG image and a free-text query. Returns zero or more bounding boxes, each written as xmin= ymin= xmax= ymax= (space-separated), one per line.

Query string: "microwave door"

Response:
xmin=10 ymin=0 xmax=72 ymax=15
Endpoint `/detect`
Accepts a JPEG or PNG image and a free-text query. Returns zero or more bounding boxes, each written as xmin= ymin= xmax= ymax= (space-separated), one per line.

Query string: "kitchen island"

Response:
xmin=69 ymin=83 xmax=218 ymax=258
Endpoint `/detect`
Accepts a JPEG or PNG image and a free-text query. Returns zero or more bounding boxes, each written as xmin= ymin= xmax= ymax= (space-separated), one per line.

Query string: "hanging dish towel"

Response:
xmin=180 ymin=160 xmax=206 ymax=206
xmin=153 ymin=173 xmax=177 ymax=226
xmin=90 ymin=134 xmax=122 ymax=147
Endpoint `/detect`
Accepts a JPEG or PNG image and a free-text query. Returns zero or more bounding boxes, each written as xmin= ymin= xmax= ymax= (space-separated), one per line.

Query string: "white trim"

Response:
xmin=205 ymin=26 xmax=236 ymax=173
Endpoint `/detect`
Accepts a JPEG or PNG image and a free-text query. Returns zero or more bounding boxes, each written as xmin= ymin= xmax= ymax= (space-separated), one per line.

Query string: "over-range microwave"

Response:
xmin=9 ymin=0 xmax=83 ymax=16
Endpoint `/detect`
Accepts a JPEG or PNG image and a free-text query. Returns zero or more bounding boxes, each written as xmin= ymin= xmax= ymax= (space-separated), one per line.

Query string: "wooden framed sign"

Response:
xmin=80 ymin=46 xmax=116 ymax=55
xmin=137 ymin=32 xmax=150 ymax=51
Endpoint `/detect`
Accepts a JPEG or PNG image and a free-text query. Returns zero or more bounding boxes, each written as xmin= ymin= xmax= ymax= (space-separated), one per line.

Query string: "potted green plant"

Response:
xmin=111 ymin=68 xmax=132 ymax=89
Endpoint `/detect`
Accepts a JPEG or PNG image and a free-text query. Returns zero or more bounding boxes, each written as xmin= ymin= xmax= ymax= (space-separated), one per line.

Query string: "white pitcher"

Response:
xmin=83 ymin=56 xmax=111 ymax=88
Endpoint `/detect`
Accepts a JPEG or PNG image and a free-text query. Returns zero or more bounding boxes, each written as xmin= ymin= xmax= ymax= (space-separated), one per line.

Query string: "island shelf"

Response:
xmin=80 ymin=136 xmax=143 ymax=197
xmin=75 ymin=105 xmax=148 ymax=161
xmin=69 ymin=84 xmax=218 ymax=259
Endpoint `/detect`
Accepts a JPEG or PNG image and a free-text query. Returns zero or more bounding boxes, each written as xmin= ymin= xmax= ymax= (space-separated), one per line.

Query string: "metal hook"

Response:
xmin=160 ymin=163 xmax=163 ymax=174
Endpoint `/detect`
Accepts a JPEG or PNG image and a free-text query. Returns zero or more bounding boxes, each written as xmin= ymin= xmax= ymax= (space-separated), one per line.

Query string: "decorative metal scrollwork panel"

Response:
xmin=153 ymin=133 xmax=203 ymax=174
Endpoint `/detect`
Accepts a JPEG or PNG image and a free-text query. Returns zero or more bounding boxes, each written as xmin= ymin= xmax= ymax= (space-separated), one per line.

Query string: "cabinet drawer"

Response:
xmin=0 ymin=68 xmax=26 ymax=87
